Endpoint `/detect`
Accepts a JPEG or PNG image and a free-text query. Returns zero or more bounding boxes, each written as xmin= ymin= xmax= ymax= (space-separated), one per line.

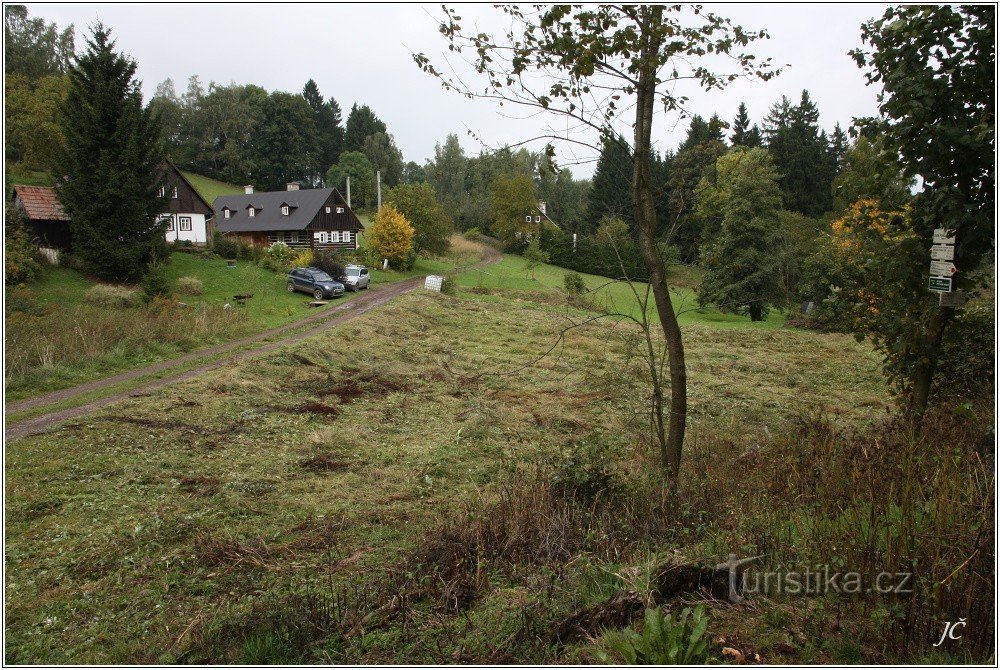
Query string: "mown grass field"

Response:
xmin=4 ymin=278 xmax=894 ymax=662
xmin=456 ymin=253 xmax=787 ymax=328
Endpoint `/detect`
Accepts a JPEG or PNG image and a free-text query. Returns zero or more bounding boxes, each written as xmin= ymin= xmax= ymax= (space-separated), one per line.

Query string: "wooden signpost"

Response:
xmin=928 ymin=228 xmax=958 ymax=297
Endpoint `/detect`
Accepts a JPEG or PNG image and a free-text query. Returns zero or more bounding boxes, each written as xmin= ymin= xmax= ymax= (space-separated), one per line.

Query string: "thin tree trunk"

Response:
xmin=909 ymin=306 xmax=952 ymax=420
xmin=632 ymin=6 xmax=687 ymax=479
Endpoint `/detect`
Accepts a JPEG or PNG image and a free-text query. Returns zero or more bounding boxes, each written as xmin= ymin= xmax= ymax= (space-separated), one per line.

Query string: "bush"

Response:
xmin=142 ymin=264 xmax=172 ymax=299
xmin=237 ymin=242 xmax=263 ymax=263
xmin=176 ymin=276 xmax=204 ymax=296
xmin=935 ymin=301 xmax=995 ymax=397
xmin=546 ymin=437 xmax=621 ymax=502
xmin=463 ymin=227 xmax=482 ymax=241
xmin=258 ymin=243 xmax=295 ymax=273
xmin=597 ymin=606 xmax=709 ymax=665
xmin=212 ymin=232 xmax=239 ymax=259
xmin=5 ymin=208 xmax=42 ymax=285
xmin=84 ymin=284 xmax=141 ymax=308
xmin=439 ymin=273 xmax=457 ymax=295
xmin=563 ymin=271 xmax=586 ymax=295
xmin=311 ymin=249 xmax=345 ymax=279
xmin=291 ymin=249 xmax=314 ymax=270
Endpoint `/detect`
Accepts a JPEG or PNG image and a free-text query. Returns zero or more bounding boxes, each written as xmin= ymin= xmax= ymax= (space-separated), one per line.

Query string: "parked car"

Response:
xmin=286 ymin=267 xmax=345 ymax=299
xmin=340 ymin=264 xmax=371 ymax=291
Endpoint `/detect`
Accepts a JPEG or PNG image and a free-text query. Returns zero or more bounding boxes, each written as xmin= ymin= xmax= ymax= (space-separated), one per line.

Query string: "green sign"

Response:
xmin=928 ymin=276 xmax=952 ymax=292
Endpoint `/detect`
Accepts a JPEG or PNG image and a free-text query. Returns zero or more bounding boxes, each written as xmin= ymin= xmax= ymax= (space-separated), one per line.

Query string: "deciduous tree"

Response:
xmin=386 ymin=182 xmax=453 ymax=255
xmin=367 ymin=204 xmax=414 ymax=269
xmin=416 ymin=5 xmax=777 ymax=478
xmin=697 ymin=147 xmax=784 ymax=321
xmin=850 ymin=5 xmax=994 ymax=415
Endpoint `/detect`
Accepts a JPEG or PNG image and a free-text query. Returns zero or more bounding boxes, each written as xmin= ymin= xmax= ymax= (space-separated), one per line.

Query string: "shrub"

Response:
xmin=563 ymin=271 xmax=586 ymax=295
xmin=236 ymin=241 xmax=262 ymax=262
xmin=439 ymin=273 xmax=457 ymax=295
xmin=212 ymin=232 xmax=239 ymax=259
xmin=84 ymin=284 xmax=141 ymax=308
xmin=142 ymin=264 xmax=172 ymax=299
xmin=546 ymin=437 xmax=621 ymax=502
xmin=291 ymin=248 xmax=314 ymax=270
xmin=463 ymin=227 xmax=482 ymax=241
xmin=934 ymin=301 xmax=995 ymax=397
xmin=5 ymin=208 xmax=42 ymax=285
xmin=597 ymin=606 xmax=709 ymax=665
xmin=258 ymin=243 xmax=295 ymax=273
xmin=177 ymin=276 xmax=203 ymax=296
xmin=311 ymin=249 xmax=346 ymax=279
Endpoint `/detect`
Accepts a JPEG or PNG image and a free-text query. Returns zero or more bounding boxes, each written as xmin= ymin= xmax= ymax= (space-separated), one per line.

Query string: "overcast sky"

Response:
xmin=32 ymin=3 xmax=890 ymax=178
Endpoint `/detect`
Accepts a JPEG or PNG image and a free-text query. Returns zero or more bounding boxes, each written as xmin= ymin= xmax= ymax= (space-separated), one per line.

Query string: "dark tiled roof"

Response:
xmin=215 ymin=188 xmax=335 ymax=232
xmin=13 ymin=185 xmax=69 ymax=221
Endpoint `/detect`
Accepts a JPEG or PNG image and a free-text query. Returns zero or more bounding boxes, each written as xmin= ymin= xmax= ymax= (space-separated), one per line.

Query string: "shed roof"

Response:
xmin=13 ymin=185 xmax=69 ymax=221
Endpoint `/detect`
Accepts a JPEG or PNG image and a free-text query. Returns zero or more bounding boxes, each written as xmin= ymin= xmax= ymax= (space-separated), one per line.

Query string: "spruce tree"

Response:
xmin=585 ymin=134 xmax=633 ymax=233
xmin=343 ymin=103 xmax=387 ymax=153
xmin=731 ymin=102 xmax=762 ymax=147
xmin=764 ymin=90 xmax=834 ymax=217
xmin=698 ymin=147 xmax=784 ymax=321
xmin=56 ymin=24 xmax=167 ymax=282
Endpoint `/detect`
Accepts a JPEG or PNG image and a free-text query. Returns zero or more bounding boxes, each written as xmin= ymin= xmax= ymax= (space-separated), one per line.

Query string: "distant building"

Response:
xmin=12 ymin=159 xmax=216 ymax=250
xmin=214 ymin=183 xmax=363 ymax=252
xmin=12 ymin=184 xmax=72 ymax=250
xmin=157 ymin=159 xmax=214 ymax=245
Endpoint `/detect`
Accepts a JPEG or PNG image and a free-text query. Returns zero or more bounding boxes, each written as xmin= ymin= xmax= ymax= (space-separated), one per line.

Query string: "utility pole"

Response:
xmin=346 ymin=176 xmax=351 ymax=208
xmin=376 ymin=170 xmax=382 ymax=210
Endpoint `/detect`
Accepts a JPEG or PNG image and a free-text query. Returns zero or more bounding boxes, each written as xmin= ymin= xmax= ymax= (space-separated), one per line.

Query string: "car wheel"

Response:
xmin=313 ymin=288 xmax=324 ymax=300
xmin=286 ymin=282 xmax=295 ymax=292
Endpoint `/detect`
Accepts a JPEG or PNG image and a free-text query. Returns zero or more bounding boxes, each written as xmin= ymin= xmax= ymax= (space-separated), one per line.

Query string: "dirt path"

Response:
xmin=6 ymin=245 xmax=501 ymax=441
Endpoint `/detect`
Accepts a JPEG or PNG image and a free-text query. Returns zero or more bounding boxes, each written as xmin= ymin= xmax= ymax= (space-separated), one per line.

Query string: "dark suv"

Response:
xmin=286 ymin=267 xmax=345 ymax=299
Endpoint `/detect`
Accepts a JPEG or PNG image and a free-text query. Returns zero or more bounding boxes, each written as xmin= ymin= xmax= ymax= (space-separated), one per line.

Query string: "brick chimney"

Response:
xmin=244 ymin=185 xmax=254 ymax=195
xmin=286 ymin=182 xmax=300 ymax=191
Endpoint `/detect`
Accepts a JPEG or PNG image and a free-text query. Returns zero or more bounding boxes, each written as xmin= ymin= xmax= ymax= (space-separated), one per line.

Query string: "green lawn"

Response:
xmin=180 ymin=171 xmax=244 ymax=204
xmin=455 ymin=254 xmax=787 ymax=329
xmin=5 ymin=239 xmax=491 ymax=402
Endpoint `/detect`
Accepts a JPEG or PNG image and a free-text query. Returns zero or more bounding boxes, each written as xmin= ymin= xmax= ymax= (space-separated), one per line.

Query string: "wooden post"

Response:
xmin=346 ymin=176 xmax=351 ymax=208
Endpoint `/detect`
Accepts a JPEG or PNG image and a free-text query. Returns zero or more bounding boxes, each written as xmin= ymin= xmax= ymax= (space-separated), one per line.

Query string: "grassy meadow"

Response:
xmin=4 ymin=237 xmax=486 ymax=402
xmin=13 ymin=273 xmax=968 ymax=663
xmin=456 ymin=253 xmax=787 ymax=329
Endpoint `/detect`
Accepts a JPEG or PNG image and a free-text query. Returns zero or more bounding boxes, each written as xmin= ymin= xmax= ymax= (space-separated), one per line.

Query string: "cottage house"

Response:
xmin=12 ymin=184 xmax=72 ymax=250
xmin=12 ymin=160 xmax=215 ymax=250
xmin=213 ymin=183 xmax=362 ymax=252
xmin=158 ymin=159 xmax=214 ymax=244
xmin=524 ymin=201 xmax=557 ymax=229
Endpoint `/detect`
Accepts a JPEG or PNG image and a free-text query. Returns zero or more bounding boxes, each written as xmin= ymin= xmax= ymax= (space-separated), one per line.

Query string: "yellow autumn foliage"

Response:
xmin=368 ymin=205 xmax=415 ymax=268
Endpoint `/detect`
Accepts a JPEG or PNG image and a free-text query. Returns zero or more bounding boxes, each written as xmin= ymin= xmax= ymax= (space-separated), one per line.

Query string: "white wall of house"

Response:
xmin=162 ymin=213 xmax=209 ymax=244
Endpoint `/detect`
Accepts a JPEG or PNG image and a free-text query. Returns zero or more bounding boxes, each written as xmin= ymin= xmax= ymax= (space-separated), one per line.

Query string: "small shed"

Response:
xmin=12 ymin=185 xmax=72 ymax=250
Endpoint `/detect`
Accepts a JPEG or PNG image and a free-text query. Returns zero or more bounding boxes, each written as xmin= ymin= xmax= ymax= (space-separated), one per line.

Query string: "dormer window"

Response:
xmin=281 ymin=205 xmax=289 ymax=216
xmin=248 ymin=207 xmax=255 ymax=217
xmin=224 ymin=209 xmax=231 ymax=219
